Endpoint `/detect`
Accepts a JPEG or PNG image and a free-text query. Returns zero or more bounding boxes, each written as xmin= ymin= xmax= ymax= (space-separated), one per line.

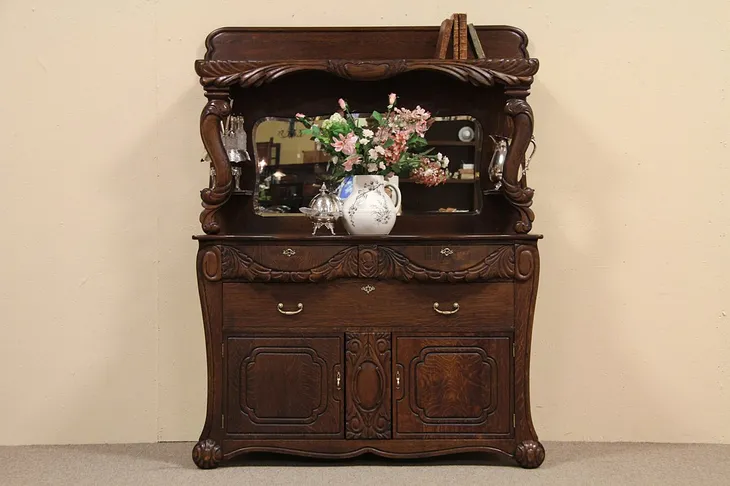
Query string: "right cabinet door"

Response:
xmin=394 ymin=335 xmax=512 ymax=438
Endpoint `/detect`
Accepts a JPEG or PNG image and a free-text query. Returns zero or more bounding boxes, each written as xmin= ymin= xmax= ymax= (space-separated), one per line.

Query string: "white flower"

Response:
xmin=367 ymin=162 xmax=378 ymax=173
xmin=361 ymin=128 xmax=374 ymax=138
xmin=441 ymin=156 xmax=450 ymax=168
xmin=437 ymin=152 xmax=443 ymax=161
xmin=374 ymin=145 xmax=386 ymax=155
xmin=379 ymin=161 xmax=385 ymax=170
xmin=424 ymin=168 xmax=434 ymax=176
xmin=368 ymin=148 xmax=379 ymax=161
xmin=329 ymin=113 xmax=344 ymax=122
xmin=331 ymin=156 xmax=339 ymax=164
xmin=359 ymin=136 xmax=370 ymax=145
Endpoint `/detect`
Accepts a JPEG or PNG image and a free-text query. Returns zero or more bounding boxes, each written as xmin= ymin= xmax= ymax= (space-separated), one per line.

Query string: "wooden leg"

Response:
xmin=192 ymin=439 xmax=223 ymax=469
xmin=514 ymin=440 xmax=545 ymax=469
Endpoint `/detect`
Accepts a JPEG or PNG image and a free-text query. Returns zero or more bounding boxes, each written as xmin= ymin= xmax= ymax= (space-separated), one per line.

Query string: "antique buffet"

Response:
xmin=192 ymin=17 xmax=544 ymax=469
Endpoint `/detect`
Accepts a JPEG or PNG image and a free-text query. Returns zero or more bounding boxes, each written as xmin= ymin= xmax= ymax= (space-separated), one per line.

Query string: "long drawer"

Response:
xmin=222 ymin=280 xmax=514 ymax=329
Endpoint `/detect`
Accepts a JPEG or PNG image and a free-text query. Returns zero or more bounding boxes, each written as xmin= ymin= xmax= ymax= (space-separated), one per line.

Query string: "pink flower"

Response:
xmin=295 ymin=113 xmax=305 ymax=118
xmin=343 ymin=154 xmax=361 ymax=171
xmin=388 ymin=93 xmax=397 ymax=106
xmin=338 ymin=98 xmax=347 ymax=110
xmin=331 ymin=132 xmax=358 ymax=156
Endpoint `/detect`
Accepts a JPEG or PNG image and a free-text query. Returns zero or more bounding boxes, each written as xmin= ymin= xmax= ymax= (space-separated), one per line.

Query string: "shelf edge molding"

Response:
xmin=195 ymin=58 xmax=539 ymax=89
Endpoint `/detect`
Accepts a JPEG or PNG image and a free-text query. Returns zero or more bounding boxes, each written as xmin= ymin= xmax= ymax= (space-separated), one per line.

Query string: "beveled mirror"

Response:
xmin=253 ymin=115 xmax=483 ymax=215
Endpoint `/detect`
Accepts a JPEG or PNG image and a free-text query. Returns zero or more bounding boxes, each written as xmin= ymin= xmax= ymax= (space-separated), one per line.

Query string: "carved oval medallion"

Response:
xmin=354 ymin=361 xmax=383 ymax=412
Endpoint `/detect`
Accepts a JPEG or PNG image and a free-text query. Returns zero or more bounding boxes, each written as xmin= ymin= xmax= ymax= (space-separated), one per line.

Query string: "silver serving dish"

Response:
xmin=299 ymin=183 xmax=343 ymax=235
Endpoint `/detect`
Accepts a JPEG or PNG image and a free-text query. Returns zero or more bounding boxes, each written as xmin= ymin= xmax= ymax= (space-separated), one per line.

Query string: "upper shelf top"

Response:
xmin=196 ymin=25 xmax=539 ymax=90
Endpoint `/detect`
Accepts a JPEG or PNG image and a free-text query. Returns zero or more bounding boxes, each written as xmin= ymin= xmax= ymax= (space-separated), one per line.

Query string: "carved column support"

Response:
xmin=501 ymin=98 xmax=535 ymax=233
xmin=199 ymin=88 xmax=233 ymax=234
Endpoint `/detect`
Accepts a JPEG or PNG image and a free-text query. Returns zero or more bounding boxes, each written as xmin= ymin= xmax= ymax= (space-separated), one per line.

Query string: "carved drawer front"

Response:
xmin=225 ymin=336 xmax=343 ymax=437
xmin=381 ymin=244 xmax=514 ymax=274
xmin=394 ymin=335 xmax=512 ymax=438
xmin=220 ymin=244 xmax=357 ymax=277
xmin=222 ymin=281 xmax=514 ymax=328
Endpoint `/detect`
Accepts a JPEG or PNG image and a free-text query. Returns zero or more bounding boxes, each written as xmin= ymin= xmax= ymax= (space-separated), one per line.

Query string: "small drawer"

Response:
xmin=382 ymin=245 xmax=513 ymax=273
xmin=222 ymin=280 xmax=514 ymax=329
xmin=232 ymin=245 xmax=353 ymax=272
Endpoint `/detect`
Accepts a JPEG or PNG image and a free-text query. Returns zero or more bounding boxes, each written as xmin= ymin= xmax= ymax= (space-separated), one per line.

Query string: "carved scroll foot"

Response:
xmin=514 ymin=440 xmax=545 ymax=469
xmin=192 ymin=439 xmax=223 ymax=469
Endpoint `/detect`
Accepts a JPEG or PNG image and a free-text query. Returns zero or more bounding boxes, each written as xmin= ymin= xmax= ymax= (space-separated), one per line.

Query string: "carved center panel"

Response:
xmin=354 ymin=361 xmax=383 ymax=412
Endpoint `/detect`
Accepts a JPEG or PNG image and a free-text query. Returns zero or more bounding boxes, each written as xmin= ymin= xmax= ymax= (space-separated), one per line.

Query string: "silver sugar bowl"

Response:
xmin=299 ymin=183 xmax=343 ymax=235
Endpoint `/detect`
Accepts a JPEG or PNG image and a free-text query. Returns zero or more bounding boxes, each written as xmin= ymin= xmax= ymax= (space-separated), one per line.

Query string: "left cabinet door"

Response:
xmin=226 ymin=336 xmax=343 ymax=437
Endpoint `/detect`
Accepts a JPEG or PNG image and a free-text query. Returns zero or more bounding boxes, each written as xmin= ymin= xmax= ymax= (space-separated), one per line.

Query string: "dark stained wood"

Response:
xmin=221 ymin=280 xmax=514 ymax=329
xmin=225 ymin=336 xmax=343 ymax=437
xmin=394 ymin=335 xmax=512 ymax=438
xmin=193 ymin=21 xmax=543 ymax=469
xmin=345 ymin=332 xmax=392 ymax=439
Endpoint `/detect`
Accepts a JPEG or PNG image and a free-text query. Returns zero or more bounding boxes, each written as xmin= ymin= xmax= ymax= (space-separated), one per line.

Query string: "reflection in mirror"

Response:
xmin=253 ymin=115 xmax=482 ymax=216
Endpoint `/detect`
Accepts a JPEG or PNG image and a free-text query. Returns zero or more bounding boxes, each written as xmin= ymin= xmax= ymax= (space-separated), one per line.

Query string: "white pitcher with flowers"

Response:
xmin=296 ymin=94 xmax=450 ymax=235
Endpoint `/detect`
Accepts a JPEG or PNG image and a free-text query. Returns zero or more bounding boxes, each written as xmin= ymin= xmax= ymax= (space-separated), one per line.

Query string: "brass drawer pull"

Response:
xmin=395 ymin=370 xmax=401 ymax=389
xmin=282 ymin=248 xmax=296 ymax=257
xmin=335 ymin=371 xmax=342 ymax=390
xmin=277 ymin=303 xmax=303 ymax=315
xmin=433 ymin=302 xmax=459 ymax=315
xmin=440 ymin=247 xmax=454 ymax=256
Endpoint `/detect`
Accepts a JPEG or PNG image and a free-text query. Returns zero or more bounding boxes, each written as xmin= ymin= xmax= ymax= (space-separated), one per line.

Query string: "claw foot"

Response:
xmin=192 ymin=439 xmax=222 ymax=469
xmin=514 ymin=440 xmax=545 ymax=469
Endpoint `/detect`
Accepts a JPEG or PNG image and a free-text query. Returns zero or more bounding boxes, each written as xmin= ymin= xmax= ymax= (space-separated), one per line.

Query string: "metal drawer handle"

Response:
xmin=395 ymin=370 xmax=401 ymax=389
xmin=277 ymin=303 xmax=303 ymax=315
xmin=282 ymin=248 xmax=296 ymax=257
xmin=440 ymin=247 xmax=454 ymax=256
xmin=433 ymin=302 xmax=459 ymax=315
xmin=335 ymin=371 xmax=342 ymax=390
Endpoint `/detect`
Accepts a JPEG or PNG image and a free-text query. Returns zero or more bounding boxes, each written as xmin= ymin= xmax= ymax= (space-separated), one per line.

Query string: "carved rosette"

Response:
xmin=195 ymin=58 xmax=539 ymax=89
xmin=192 ymin=439 xmax=222 ymax=469
xmin=345 ymin=332 xmax=392 ymax=439
xmin=501 ymin=98 xmax=536 ymax=234
xmin=199 ymin=92 xmax=233 ymax=235
xmin=514 ymin=440 xmax=545 ymax=469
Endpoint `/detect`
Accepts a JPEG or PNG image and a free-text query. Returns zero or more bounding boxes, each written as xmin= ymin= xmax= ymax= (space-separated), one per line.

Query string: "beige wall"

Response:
xmin=0 ymin=0 xmax=727 ymax=445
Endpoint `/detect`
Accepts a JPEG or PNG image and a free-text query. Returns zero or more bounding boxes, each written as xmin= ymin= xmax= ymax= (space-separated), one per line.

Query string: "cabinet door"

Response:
xmin=394 ymin=336 xmax=512 ymax=438
xmin=226 ymin=336 xmax=343 ymax=437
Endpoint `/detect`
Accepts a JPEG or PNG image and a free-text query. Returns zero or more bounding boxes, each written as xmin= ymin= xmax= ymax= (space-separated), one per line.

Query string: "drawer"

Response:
xmin=382 ymin=245 xmax=513 ymax=273
xmin=222 ymin=280 xmax=514 ymax=329
xmin=230 ymin=245 xmax=353 ymax=272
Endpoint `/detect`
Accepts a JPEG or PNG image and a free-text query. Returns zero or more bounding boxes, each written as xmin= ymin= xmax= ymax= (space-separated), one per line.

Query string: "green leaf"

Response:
xmin=383 ymin=138 xmax=394 ymax=148
xmin=371 ymin=111 xmax=383 ymax=124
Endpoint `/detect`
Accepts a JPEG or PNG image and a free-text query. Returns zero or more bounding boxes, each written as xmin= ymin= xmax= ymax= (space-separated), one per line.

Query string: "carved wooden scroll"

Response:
xmin=199 ymin=89 xmax=233 ymax=234
xmin=501 ymin=99 xmax=535 ymax=233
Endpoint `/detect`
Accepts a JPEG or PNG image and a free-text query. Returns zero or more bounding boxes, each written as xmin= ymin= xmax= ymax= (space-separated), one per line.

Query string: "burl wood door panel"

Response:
xmin=345 ymin=332 xmax=392 ymax=439
xmin=225 ymin=336 xmax=343 ymax=437
xmin=394 ymin=335 xmax=512 ymax=438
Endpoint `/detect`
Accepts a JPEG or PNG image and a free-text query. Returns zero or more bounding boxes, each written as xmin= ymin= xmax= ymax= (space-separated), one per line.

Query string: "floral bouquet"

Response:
xmin=295 ymin=94 xmax=450 ymax=186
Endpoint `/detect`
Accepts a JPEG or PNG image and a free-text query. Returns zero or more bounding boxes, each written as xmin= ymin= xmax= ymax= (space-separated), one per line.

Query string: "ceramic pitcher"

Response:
xmin=341 ymin=175 xmax=401 ymax=235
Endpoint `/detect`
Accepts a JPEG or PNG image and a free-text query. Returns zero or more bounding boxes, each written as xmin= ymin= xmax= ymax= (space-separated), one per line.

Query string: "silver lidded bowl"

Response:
xmin=299 ymin=183 xmax=343 ymax=235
